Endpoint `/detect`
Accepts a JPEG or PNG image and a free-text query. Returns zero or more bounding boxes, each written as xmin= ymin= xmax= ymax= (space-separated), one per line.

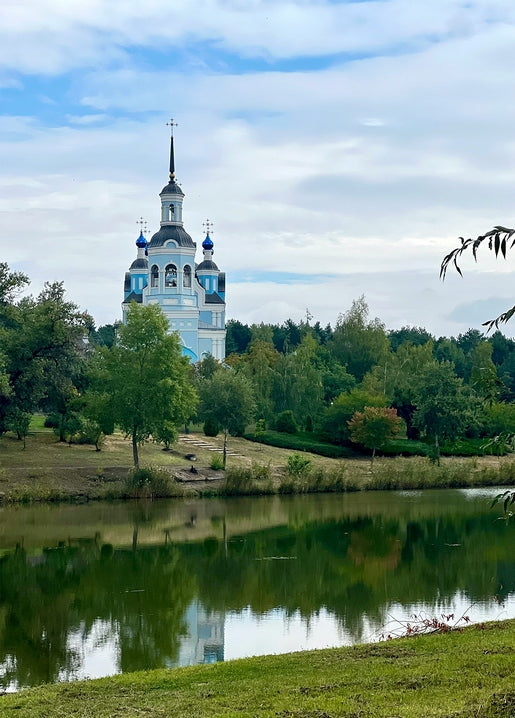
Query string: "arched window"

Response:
xmin=183 ymin=265 xmax=191 ymax=288
xmin=165 ymin=264 xmax=177 ymax=287
xmin=151 ymin=265 xmax=159 ymax=288
xmin=169 ymin=203 xmax=175 ymax=220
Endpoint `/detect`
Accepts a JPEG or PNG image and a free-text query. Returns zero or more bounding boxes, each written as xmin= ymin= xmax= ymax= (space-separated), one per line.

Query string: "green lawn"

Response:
xmin=1 ymin=620 xmax=514 ymax=717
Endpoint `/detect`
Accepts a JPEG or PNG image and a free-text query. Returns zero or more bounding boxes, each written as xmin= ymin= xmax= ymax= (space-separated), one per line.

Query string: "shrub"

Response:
xmin=287 ymin=453 xmax=311 ymax=477
xmin=244 ymin=430 xmax=355 ymax=458
xmin=204 ymin=418 xmax=220 ymax=437
xmin=275 ymin=410 xmax=298 ymax=434
xmin=210 ymin=453 xmax=225 ymax=470
xmin=223 ymin=464 xmax=273 ymax=496
xmin=125 ymin=466 xmax=179 ymax=499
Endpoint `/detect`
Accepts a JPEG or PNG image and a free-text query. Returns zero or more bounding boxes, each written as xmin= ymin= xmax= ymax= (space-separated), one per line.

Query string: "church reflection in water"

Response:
xmin=176 ymin=601 xmax=224 ymax=667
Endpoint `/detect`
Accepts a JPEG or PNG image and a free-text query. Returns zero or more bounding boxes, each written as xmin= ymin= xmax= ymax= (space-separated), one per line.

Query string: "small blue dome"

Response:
xmin=136 ymin=231 xmax=147 ymax=249
xmin=202 ymin=233 xmax=214 ymax=250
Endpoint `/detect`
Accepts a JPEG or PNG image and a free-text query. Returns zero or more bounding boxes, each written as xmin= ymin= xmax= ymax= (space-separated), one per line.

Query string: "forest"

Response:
xmin=1 ymin=261 xmax=514 ymax=463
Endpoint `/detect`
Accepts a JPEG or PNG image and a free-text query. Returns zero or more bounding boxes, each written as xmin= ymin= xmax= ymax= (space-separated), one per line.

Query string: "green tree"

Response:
xmin=272 ymin=334 xmax=324 ymax=428
xmin=388 ymin=326 xmax=434 ymax=352
xmin=330 ymin=296 xmax=389 ymax=382
xmin=89 ymin=322 xmax=120 ymax=348
xmin=412 ymin=362 xmax=479 ymax=463
xmin=90 ymin=303 xmax=197 ymax=467
xmin=469 ymin=341 xmax=499 ymax=400
xmin=362 ymin=341 xmax=436 ymax=439
xmin=238 ymin=340 xmax=279 ymax=423
xmin=348 ymin=406 xmax=401 ymax=466
xmin=225 ymin=319 xmax=252 ymax=354
xmin=0 ymin=279 xmax=90 ymax=439
xmin=198 ymin=368 xmax=256 ymax=468
xmin=321 ymin=389 xmax=387 ymax=446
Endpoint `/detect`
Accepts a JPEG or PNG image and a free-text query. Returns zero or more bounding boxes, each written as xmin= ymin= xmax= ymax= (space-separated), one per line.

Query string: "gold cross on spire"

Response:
xmin=166 ymin=118 xmax=178 ymax=136
xmin=203 ymin=219 xmax=213 ymax=235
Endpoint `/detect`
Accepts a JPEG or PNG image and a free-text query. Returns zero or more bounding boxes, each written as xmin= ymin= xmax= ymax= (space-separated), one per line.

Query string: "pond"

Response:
xmin=0 ymin=488 xmax=513 ymax=691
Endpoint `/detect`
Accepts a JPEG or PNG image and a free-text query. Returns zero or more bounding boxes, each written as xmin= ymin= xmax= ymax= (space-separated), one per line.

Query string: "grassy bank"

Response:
xmin=1 ymin=620 xmax=514 ymax=717
xmin=0 ymin=425 xmax=513 ymax=503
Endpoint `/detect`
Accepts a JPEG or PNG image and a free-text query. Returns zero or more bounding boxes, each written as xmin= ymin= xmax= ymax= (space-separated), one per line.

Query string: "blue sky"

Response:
xmin=1 ymin=0 xmax=514 ymax=337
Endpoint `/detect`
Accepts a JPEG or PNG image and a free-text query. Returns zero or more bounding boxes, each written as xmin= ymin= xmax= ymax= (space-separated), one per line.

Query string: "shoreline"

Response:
xmin=0 ymin=430 xmax=513 ymax=504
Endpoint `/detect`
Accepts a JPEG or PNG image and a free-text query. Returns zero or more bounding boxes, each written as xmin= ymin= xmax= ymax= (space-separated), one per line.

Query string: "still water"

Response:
xmin=0 ymin=488 xmax=513 ymax=690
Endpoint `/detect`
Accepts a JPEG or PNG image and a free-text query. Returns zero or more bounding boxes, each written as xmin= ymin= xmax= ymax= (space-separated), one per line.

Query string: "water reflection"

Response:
xmin=0 ymin=489 xmax=513 ymax=690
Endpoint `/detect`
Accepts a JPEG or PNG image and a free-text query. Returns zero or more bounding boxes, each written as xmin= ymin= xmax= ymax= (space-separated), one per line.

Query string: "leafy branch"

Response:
xmin=440 ymin=226 xmax=515 ymax=331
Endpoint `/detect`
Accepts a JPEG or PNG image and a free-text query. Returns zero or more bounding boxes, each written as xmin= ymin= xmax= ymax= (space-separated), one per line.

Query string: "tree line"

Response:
xmin=1 ymin=262 xmax=514 ymax=465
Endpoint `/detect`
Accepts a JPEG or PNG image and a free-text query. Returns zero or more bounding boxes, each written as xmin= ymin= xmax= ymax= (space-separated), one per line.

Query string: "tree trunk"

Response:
xmin=223 ymin=429 xmax=228 ymax=469
xmin=59 ymin=413 xmax=66 ymax=442
xmin=370 ymin=445 xmax=376 ymax=469
xmin=132 ymin=428 xmax=139 ymax=467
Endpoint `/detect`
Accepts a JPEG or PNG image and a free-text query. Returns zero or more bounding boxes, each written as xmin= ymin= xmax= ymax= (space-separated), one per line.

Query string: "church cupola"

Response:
xmin=196 ymin=220 xmax=220 ymax=294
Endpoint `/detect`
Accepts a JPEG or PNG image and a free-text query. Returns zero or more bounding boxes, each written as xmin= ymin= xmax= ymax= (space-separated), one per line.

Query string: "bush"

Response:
xmin=44 ymin=414 xmax=59 ymax=428
xmin=223 ymin=464 xmax=273 ymax=496
xmin=125 ymin=466 xmax=180 ymax=499
xmin=244 ymin=430 xmax=355 ymax=458
xmin=381 ymin=439 xmax=430 ymax=457
xmin=204 ymin=418 xmax=220 ymax=437
xmin=287 ymin=453 xmax=311 ymax=477
xmin=275 ymin=410 xmax=298 ymax=434
xmin=210 ymin=453 xmax=225 ymax=470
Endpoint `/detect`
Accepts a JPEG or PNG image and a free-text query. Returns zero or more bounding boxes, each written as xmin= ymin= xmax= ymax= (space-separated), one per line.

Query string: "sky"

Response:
xmin=1 ymin=0 xmax=514 ymax=338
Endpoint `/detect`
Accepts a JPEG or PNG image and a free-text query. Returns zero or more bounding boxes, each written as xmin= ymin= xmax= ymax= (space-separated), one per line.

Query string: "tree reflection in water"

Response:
xmin=0 ymin=493 xmax=513 ymax=689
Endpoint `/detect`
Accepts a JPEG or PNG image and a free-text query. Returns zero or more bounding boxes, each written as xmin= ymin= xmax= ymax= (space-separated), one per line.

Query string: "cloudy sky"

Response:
xmin=1 ymin=0 xmax=514 ymax=338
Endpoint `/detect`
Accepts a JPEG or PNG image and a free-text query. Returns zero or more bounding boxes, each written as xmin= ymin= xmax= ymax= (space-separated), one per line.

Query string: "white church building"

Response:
xmin=122 ymin=128 xmax=226 ymax=362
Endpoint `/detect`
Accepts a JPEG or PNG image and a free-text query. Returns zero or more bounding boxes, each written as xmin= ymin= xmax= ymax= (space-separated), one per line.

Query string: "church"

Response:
xmin=122 ymin=127 xmax=226 ymax=362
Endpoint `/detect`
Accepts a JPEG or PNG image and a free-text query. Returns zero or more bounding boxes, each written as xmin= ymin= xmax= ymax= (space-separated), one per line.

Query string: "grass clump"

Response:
xmin=223 ymin=463 xmax=274 ymax=496
xmin=279 ymin=461 xmax=359 ymax=494
xmin=209 ymin=453 xmax=225 ymax=470
xmin=365 ymin=456 xmax=515 ymax=491
xmin=125 ymin=466 xmax=183 ymax=499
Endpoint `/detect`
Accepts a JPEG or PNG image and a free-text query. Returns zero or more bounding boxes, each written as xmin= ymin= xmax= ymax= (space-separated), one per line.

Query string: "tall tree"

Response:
xmin=0 ymin=279 xmax=90 ymax=438
xmin=225 ymin=319 xmax=252 ymax=355
xmin=362 ymin=341 xmax=437 ymax=439
xmin=330 ymin=296 xmax=389 ymax=382
xmin=90 ymin=303 xmax=197 ymax=467
xmin=237 ymin=340 xmax=279 ymax=423
xmin=198 ymin=368 xmax=256 ymax=468
xmin=413 ymin=361 xmax=479 ymax=463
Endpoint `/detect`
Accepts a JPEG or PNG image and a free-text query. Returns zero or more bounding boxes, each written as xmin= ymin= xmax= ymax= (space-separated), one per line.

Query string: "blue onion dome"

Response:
xmin=202 ymin=233 xmax=214 ymax=251
xmin=136 ymin=231 xmax=147 ymax=249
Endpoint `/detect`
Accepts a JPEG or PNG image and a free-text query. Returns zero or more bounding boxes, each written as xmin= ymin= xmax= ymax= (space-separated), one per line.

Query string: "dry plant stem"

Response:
xmin=380 ymin=605 xmax=476 ymax=640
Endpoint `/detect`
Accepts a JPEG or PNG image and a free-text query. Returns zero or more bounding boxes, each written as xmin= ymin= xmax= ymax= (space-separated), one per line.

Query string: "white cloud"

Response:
xmin=2 ymin=0 xmax=515 ymax=75
xmin=0 ymin=2 xmax=514 ymax=336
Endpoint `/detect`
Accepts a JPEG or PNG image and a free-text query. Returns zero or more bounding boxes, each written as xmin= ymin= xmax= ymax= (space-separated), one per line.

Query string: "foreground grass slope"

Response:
xmin=1 ymin=621 xmax=514 ymax=717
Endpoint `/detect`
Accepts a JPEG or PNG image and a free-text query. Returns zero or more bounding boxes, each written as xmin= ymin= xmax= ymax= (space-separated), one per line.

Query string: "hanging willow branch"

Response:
xmin=440 ymin=226 xmax=515 ymax=331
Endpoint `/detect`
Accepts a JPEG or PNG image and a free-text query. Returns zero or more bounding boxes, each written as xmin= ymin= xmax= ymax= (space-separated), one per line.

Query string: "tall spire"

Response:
xmin=166 ymin=118 xmax=178 ymax=180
